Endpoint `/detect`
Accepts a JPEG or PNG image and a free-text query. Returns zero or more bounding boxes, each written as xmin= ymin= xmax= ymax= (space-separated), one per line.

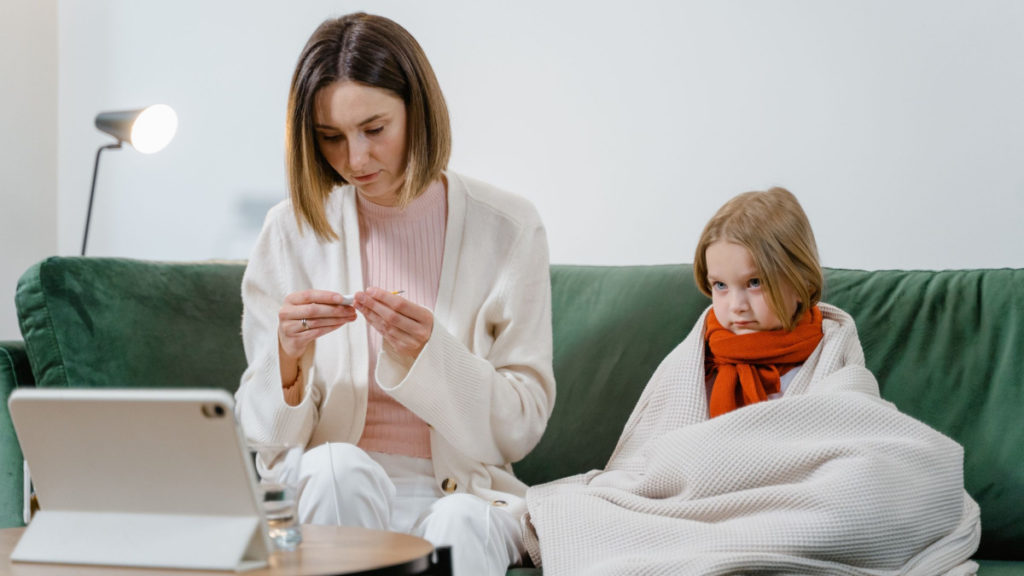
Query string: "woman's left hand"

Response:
xmin=354 ymin=287 xmax=434 ymax=359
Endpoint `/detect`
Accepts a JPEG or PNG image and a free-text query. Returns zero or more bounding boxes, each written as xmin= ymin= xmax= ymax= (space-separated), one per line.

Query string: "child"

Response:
xmin=695 ymin=187 xmax=826 ymax=417
xmin=524 ymin=188 xmax=980 ymax=575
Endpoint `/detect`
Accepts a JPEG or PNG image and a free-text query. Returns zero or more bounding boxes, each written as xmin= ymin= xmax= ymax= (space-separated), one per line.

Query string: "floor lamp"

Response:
xmin=82 ymin=104 xmax=178 ymax=256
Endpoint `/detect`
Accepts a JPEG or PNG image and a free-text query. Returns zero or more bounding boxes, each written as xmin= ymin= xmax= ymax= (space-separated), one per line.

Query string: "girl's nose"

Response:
xmin=730 ymin=292 xmax=749 ymax=313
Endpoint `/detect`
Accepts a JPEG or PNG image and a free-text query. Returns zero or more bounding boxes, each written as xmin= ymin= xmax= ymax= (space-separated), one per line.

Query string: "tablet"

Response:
xmin=7 ymin=388 xmax=271 ymax=571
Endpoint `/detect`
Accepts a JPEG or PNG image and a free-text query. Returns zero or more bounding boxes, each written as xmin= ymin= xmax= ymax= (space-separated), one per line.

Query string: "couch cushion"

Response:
xmin=975 ymin=560 xmax=1024 ymax=575
xmin=16 ymin=257 xmax=248 ymax=392
xmin=823 ymin=268 xmax=1024 ymax=560
xmin=514 ymin=264 xmax=707 ymax=486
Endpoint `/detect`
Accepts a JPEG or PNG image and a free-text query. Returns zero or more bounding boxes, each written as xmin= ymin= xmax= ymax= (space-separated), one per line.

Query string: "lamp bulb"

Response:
xmin=130 ymin=104 xmax=178 ymax=154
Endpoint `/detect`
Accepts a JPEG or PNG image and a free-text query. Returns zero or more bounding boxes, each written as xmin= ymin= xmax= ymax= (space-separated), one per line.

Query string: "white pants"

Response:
xmin=294 ymin=443 xmax=523 ymax=576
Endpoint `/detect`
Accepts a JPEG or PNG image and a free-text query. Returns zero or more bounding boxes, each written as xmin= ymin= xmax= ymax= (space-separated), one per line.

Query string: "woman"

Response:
xmin=235 ymin=13 xmax=554 ymax=575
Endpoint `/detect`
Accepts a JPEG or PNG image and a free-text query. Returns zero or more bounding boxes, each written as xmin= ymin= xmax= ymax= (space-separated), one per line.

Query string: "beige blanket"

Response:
xmin=525 ymin=304 xmax=980 ymax=575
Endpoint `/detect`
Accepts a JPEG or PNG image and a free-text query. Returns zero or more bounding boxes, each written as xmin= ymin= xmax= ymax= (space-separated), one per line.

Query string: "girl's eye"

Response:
xmin=748 ymin=278 xmax=762 ymax=289
xmin=711 ymin=281 xmax=726 ymax=291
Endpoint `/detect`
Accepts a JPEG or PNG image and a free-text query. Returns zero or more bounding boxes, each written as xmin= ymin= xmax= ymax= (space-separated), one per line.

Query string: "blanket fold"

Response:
xmin=525 ymin=304 xmax=980 ymax=575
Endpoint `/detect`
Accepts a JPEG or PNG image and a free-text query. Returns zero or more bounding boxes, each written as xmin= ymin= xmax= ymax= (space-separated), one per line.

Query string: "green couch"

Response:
xmin=2 ymin=257 xmax=1022 ymax=574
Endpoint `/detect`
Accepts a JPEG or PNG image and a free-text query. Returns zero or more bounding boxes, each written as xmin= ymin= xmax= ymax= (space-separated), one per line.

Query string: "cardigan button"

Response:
xmin=441 ymin=478 xmax=458 ymax=493
xmin=491 ymin=500 xmax=508 ymax=507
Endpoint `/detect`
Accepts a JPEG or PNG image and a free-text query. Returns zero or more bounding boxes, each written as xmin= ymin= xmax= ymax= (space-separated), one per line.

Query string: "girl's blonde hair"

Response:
xmin=285 ymin=13 xmax=451 ymax=241
xmin=693 ymin=187 xmax=823 ymax=330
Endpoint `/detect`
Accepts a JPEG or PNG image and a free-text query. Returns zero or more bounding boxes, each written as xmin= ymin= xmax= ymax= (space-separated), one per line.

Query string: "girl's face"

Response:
xmin=314 ymin=80 xmax=408 ymax=206
xmin=705 ymin=240 xmax=799 ymax=335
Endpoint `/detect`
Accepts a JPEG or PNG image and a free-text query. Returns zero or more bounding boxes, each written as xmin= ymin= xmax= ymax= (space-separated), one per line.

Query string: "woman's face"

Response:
xmin=314 ymin=80 xmax=408 ymax=206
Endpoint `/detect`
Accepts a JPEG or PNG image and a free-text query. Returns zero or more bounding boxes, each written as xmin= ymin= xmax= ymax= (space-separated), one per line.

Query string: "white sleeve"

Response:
xmin=234 ymin=213 xmax=320 ymax=447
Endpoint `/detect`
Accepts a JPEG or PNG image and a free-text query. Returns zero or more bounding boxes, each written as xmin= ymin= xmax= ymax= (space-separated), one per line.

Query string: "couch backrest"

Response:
xmin=17 ymin=257 xmax=247 ymax=391
xmin=823 ymin=267 xmax=1024 ymax=560
xmin=516 ymin=264 xmax=1024 ymax=561
xmin=514 ymin=265 xmax=703 ymax=484
xmin=16 ymin=258 xmax=1024 ymax=559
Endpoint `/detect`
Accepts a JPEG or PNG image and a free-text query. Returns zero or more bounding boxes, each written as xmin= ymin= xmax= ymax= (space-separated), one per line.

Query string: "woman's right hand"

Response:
xmin=278 ymin=289 xmax=357 ymax=363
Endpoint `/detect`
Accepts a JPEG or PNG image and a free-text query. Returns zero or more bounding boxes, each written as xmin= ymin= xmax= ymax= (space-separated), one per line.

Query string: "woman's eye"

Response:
xmin=366 ymin=126 xmax=384 ymax=136
xmin=318 ymin=133 xmax=342 ymax=143
xmin=748 ymin=278 xmax=762 ymax=288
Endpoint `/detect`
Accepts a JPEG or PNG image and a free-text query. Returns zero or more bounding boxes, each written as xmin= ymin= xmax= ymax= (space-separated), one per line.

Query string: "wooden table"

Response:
xmin=0 ymin=525 xmax=435 ymax=576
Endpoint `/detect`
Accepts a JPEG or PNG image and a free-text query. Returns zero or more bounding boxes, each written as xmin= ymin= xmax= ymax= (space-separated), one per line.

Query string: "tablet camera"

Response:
xmin=201 ymin=403 xmax=227 ymax=418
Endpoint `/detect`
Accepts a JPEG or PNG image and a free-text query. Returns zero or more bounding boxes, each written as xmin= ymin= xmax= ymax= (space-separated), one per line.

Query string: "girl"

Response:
xmin=695 ymin=187 xmax=827 ymax=418
xmin=524 ymin=188 xmax=979 ymax=575
xmin=235 ymin=13 xmax=554 ymax=576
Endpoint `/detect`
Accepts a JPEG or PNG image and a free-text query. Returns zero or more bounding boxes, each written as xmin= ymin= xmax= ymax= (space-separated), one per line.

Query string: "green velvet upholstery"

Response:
xmin=513 ymin=265 xmax=705 ymax=485
xmin=824 ymin=268 xmax=1024 ymax=561
xmin=15 ymin=257 xmax=246 ymax=391
xmin=977 ymin=562 xmax=1024 ymax=576
xmin=515 ymin=265 xmax=1024 ymax=568
xmin=0 ymin=341 xmax=32 ymax=530
xmin=1 ymin=257 xmax=1021 ymax=573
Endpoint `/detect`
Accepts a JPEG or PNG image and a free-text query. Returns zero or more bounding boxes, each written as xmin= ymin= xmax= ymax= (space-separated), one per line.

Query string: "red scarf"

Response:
xmin=705 ymin=305 xmax=823 ymax=418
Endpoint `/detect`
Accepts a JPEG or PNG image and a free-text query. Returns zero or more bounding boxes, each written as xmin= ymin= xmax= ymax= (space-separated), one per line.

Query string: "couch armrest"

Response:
xmin=1 ymin=340 xmax=33 ymax=528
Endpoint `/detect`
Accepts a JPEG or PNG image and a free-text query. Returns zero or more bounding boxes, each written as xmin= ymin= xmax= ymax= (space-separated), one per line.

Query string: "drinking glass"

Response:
xmin=248 ymin=443 xmax=304 ymax=552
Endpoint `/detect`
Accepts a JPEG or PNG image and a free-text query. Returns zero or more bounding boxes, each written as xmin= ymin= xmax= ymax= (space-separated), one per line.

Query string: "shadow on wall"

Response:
xmin=217 ymin=192 xmax=284 ymax=260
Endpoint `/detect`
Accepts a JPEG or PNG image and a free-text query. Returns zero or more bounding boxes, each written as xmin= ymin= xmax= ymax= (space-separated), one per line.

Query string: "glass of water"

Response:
xmin=248 ymin=443 xmax=304 ymax=552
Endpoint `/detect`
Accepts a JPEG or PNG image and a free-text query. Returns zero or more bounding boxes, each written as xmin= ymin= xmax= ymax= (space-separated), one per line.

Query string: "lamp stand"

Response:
xmin=81 ymin=142 xmax=122 ymax=256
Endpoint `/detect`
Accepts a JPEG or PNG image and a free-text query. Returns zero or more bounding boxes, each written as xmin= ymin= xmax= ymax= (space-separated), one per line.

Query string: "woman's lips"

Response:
xmin=353 ymin=171 xmax=379 ymax=183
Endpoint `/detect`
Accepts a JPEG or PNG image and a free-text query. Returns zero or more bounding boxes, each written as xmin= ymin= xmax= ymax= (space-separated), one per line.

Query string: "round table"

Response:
xmin=0 ymin=524 xmax=435 ymax=576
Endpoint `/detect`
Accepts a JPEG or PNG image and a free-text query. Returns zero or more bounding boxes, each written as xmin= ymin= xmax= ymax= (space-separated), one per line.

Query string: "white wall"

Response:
xmin=0 ymin=0 xmax=57 ymax=340
xmin=48 ymin=0 xmax=1024 ymax=274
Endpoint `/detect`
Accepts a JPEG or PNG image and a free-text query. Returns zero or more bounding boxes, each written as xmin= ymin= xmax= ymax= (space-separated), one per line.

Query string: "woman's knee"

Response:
xmin=416 ymin=494 xmax=492 ymax=542
xmin=415 ymin=494 xmax=522 ymax=575
xmin=297 ymin=443 xmax=395 ymax=527
xmin=301 ymin=443 xmax=384 ymax=483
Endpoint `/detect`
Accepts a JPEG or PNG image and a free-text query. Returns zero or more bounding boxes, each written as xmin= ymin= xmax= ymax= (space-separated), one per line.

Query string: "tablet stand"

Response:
xmin=11 ymin=509 xmax=269 ymax=571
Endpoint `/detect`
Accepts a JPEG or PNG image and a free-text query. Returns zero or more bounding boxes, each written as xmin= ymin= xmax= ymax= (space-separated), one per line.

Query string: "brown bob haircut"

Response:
xmin=285 ymin=12 xmax=451 ymax=241
xmin=693 ymin=187 xmax=823 ymax=330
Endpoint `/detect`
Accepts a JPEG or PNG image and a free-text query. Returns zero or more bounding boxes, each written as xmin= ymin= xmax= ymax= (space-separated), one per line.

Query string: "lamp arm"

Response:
xmin=81 ymin=142 xmax=123 ymax=256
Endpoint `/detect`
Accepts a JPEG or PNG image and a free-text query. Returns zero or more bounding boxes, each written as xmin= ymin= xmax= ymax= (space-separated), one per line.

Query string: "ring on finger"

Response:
xmin=301 ymin=318 xmax=309 ymax=330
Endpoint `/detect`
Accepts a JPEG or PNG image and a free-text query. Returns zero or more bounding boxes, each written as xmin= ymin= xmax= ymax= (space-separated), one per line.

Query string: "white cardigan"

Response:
xmin=235 ymin=172 xmax=555 ymax=515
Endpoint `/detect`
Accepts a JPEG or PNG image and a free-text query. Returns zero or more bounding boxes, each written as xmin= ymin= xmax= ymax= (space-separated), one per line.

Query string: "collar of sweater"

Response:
xmin=356 ymin=179 xmax=446 ymax=221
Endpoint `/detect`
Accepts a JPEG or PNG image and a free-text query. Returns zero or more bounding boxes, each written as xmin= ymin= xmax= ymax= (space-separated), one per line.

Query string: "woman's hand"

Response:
xmin=278 ymin=290 xmax=357 ymax=363
xmin=354 ymin=287 xmax=434 ymax=359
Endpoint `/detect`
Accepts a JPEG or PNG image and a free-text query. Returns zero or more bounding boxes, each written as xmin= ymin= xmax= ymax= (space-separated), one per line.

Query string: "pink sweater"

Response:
xmin=355 ymin=181 xmax=446 ymax=459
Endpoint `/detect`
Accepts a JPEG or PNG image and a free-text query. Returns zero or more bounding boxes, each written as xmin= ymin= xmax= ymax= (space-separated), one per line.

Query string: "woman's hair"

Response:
xmin=693 ymin=187 xmax=823 ymax=330
xmin=285 ymin=12 xmax=451 ymax=240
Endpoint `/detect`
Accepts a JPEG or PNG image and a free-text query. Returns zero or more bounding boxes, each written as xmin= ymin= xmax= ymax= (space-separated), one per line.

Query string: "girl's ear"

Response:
xmin=792 ymin=299 xmax=805 ymax=322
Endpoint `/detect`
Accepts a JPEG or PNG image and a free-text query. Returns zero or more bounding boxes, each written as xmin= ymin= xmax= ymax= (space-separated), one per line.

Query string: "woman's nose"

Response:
xmin=348 ymin=139 xmax=369 ymax=171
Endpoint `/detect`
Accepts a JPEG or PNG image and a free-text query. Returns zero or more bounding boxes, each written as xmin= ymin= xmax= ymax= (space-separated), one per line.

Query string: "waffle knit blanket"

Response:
xmin=524 ymin=304 xmax=980 ymax=575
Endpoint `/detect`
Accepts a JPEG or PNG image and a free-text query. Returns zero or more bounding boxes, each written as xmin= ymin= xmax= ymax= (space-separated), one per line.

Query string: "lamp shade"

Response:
xmin=94 ymin=104 xmax=178 ymax=154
